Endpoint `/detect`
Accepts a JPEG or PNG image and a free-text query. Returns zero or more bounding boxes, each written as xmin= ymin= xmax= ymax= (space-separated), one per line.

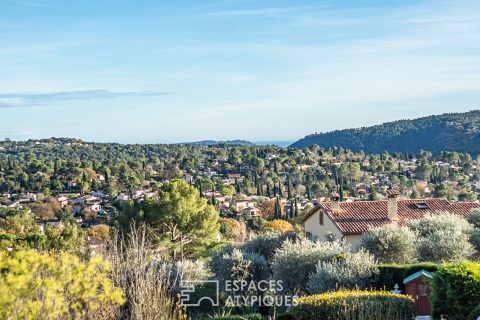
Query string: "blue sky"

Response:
xmin=1 ymin=0 xmax=479 ymax=143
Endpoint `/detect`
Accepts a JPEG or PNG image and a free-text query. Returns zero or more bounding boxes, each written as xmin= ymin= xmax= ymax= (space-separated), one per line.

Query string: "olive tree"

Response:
xmin=307 ymin=249 xmax=378 ymax=294
xmin=272 ymin=239 xmax=346 ymax=294
xmin=360 ymin=224 xmax=417 ymax=263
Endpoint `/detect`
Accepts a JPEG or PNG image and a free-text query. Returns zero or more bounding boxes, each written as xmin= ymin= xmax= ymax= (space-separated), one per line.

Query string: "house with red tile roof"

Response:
xmin=301 ymin=191 xmax=479 ymax=248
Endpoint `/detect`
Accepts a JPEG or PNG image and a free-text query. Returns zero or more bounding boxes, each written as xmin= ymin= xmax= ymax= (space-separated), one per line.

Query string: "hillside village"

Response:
xmin=2 ymin=138 xmax=480 ymax=319
xmin=1 ymin=138 xmax=478 ymax=231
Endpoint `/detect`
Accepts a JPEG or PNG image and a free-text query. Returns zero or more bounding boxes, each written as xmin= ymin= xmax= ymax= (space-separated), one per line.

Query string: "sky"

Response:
xmin=0 ymin=0 xmax=479 ymax=143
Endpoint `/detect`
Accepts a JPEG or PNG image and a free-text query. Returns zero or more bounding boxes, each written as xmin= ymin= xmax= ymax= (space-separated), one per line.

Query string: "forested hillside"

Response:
xmin=291 ymin=110 xmax=480 ymax=155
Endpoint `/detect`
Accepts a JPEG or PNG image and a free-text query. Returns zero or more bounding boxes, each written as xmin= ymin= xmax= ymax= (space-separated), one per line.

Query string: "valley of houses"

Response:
xmin=1 ymin=151 xmax=479 ymax=244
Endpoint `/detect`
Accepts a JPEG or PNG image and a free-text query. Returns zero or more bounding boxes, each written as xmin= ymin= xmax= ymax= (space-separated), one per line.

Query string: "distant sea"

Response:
xmin=253 ymin=141 xmax=294 ymax=147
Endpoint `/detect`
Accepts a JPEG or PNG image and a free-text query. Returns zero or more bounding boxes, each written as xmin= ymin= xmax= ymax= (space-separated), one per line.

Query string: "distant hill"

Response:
xmin=291 ymin=110 xmax=480 ymax=155
xmin=181 ymin=140 xmax=254 ymax=146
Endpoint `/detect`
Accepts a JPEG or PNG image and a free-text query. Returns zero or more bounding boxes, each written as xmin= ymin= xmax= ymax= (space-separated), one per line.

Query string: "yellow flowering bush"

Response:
xmin=262 ymin=219 xmax=294 ymax=233
xmin=291 ymin=289 xmax=415 ymax=320
xmin=0 ymin=249 xmax=125 ymax=320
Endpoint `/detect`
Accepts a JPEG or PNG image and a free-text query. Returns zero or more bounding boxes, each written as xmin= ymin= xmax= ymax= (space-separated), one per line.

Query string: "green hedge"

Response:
xmin=431 ymin=261 xmax=480 ymax=320
xmin=374 ymin=262 xmax=440 ymax=291
xmin=468 ymin=305 xmax=480 ymax=320
xmin=290 ymin=290 xmax=415 ymax=320
xmin=207 ymin=314 xmax=262 ymax=320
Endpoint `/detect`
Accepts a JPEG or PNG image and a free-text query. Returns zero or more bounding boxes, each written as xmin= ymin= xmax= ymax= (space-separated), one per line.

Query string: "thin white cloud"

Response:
xmin=208 ymin=6 xmax=311 ymax=17
xmin=0 ymin=90 xmax=172 ymax=108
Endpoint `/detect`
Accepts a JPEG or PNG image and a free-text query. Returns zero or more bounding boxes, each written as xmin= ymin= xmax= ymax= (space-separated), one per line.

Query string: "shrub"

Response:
xmin=0 ymin=249 xmax=124 ymax=320
xmin=470 ymin=229 xmax=480 ymax=252
xmin=208 ymin=314 xmax=263 ymax=320
xmin=219 ymin=217 xmax=247 ymax=242
xmin=249 ymin=217 xmax=267 ymax=230
xmin=262 ymin=219 xmax=294 ymax=233
xmin=210 ymin=248 xmax=270 ymax=292
xmin=106 ymin=223 xmax=186 ymax=320
xmin=86 ymin=224 xmax=111 ymax=242
xmin=242 ymin=231 xmax=298 ymax=262
xmin=156 ymin=259 xmax=211 ymax=291
xmin=431 ymin=261 xmax=480 ymax=320
xmin=374 ymin=262 xmax=440 ymax=291
xmin=416 ymin=228 xmax=474 ymax=262
xmin=408 ymin=212 xmax=473 ymax=237
xmin=408 ymin=212 xmax=474 ymax=262
xmin=468 ymin=304 xmax=480 ymax=320
xmin=307 ymin=249 xmax=378 ymax=294
xmin=290 ymin=290 xmax=415 ymax=320
xmin=360 ymin=224 xmax=416 ymax=263
xmin=272 ymin=239 xmax=347 ymax=294
xmin=467 ymin=208 xmax=480 ymax=228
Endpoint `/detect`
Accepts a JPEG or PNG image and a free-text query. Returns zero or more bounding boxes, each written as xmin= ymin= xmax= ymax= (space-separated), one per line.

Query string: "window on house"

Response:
xmin=414 ymin=202 xmax=429 ymax=209
xmin=319 ymin=211 xmax=324 ymax=225
xmin=306 ymin=232 xmax=313 ymax=240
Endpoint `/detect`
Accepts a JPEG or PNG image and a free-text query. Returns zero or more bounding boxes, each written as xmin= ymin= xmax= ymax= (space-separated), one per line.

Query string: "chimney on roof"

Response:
xmin=330 ymin=192 xmax=340 ymax=211
xmin=387 ymin=189 xmax=400 ymax=222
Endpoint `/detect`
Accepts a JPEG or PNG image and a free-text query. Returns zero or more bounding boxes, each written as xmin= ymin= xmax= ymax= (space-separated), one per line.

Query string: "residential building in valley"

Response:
xmin=302 ymin=190 xmax=479 ymax=248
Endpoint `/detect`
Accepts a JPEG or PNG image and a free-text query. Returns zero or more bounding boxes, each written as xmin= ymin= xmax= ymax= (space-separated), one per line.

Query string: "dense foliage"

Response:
xmin=1 ymin=137 xmax=478 ymax=204
xmin=430 ymin=262 xmax=480 ymax=320
xmin=0 ymin=250 xmax=124 ymax=319
xmin=291 ymin=110 xmax=480 ymax=155
xmin=307 ymin=249 xmax=378 ymax=294
xmin=272 ymin=240 xmax=347 ymax=294
xmin=373 ymin=262 xmax=440 ymax=291
xmin=290 ymin=290 xmax=415 ymax=320
xmin=360 ymin=224 xmax=417 ymax=263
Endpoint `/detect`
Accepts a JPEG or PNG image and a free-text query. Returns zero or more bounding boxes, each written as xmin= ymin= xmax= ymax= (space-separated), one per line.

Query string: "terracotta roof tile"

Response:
xmin=304 ymin=198 xmax=479 ymax=235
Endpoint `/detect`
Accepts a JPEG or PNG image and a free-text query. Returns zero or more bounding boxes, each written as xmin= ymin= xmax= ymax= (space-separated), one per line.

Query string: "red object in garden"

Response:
xmin=403 ymin=270 xmax=433 ymax=316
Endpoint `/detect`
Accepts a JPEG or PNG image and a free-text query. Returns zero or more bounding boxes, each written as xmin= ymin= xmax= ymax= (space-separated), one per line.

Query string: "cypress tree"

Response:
xmin=306 ymin=184 xmax=312 ymax=200
xmin=294 ymin=199 xmax=299 ymax=217
xmin=273 ymin=198 xmax=278 ymax=219
xmin=266 ymin=184 xmax=271 ymax=198
xmin=235 ymin=178 xmax=240 ymax=194
xmin=339 ymin=184 xmax=344 ymax=201
xmin=287 ymin=177 xmax=292 ymax=199
xmin=276 ymin=197 xmax=282 ymax=219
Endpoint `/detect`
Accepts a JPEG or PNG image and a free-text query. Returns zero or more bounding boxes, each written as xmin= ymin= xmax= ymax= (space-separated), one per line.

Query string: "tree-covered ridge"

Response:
xmin=0 ymin=137 xmax=478 ymax=204
xmin=182 ymin=139 xmax=254 ymax=146
xmin=291 ymin=110 xmax=480 ymax=154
